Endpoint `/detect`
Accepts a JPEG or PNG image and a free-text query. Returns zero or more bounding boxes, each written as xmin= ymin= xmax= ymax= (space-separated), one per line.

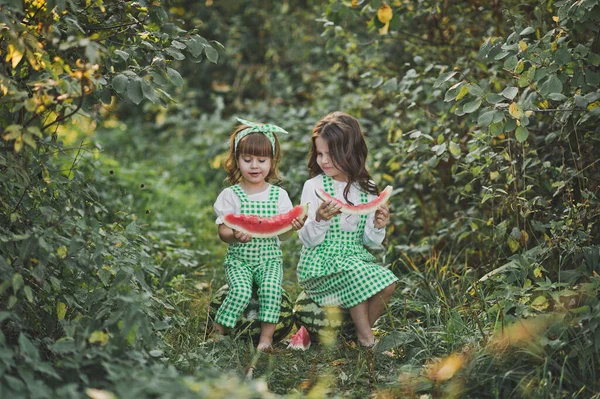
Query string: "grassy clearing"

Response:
xmin=94 ymin=126 xmax=600 ymax=398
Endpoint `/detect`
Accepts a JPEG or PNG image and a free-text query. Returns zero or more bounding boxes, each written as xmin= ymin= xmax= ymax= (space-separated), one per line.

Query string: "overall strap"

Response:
xmin=268 ymin=184 xmax=280 ymax=202
xmin=322 ymin=174 xmax=335 ymax=196
xmin=321 ymin=174 xmax=340 ymax=233
xmin=231 ymin=184 xmax=249 ymax=203
xmin=356 ymin=189 xmax=368 ymax=231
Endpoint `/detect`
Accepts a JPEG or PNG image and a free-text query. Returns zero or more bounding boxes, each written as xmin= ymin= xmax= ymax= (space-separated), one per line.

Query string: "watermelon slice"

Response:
xmin=223 ymin=203 xmax=308 ymax=238
xmin=315 ymin=185 xmax=393 ymax=215
xmin=287 ymin=325 xmax=311 ymax=350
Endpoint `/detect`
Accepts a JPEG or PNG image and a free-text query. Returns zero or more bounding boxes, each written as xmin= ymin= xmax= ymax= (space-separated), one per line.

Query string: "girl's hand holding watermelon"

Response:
xmin=315 ymin=199 xmax=342 ymax=222
xmin=373 ymin=203 xmax=390 ymax=229
xmin=232 ymin=229 xmax=252 ymax=243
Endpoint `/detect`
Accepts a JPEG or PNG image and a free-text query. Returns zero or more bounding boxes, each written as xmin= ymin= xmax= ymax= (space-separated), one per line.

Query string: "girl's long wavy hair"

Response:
xmin=224 ymin=124 xmax=282 ymax=185
xmin=307 ymin=111 xmax=379 ymax=203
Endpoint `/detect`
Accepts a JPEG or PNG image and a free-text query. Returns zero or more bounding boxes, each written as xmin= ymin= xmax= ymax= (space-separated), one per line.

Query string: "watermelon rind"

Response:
xmin=315 ymin=186 xmax=393 ymax=215
xmin=223 ymin=203 xmax=309 ymax=238
xmin=208 ymin=284 xmax=295 ymax=343
xmin=293 ymin=291 xmax=354 ymax=342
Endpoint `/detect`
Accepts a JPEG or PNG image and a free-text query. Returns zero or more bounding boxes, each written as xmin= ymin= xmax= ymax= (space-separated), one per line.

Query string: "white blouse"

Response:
xmin=214 ymin=184 xmax=293 ymax=225
xmin=298 ymin=175 xmax=386 ymax=249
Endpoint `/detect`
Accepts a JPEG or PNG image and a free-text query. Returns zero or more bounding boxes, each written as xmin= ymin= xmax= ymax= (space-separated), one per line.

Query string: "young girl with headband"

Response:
xmin=213 ymin=118 xmax=305 ymax=350
xmin=297 ymin=111 xmax=398 ymax=348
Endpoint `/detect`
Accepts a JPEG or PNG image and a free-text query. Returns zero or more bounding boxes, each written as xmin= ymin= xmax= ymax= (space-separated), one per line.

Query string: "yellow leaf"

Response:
xmin=14 ymin=136 xmax=23 ymax=153
xmin=552 ymin=16 xmax=559 ymax=23
xmin=539 ymin=100 xmax=549 ymax=109
xmin=507 ymin=236 xmax=520 ymax=253
xmin=57 ymin=302 xmax=67 ymax=320
xmin=377 ymin=4 xmax=393 ymax=24
xmin=520 ymin=230 xmax=529 ymax=245
xmin=587 ymin=101 xmax=600 ymax=110
xmin=57 ymin=246 xmax=68 ymax=259
xmin=379 ymin=22 xmax=390 ymax=35
xmin=89 ymin=330 xmax=109 ymax=345
xmin=7 ymin=44 xmax=24 ymax=69
xmin=509 ymin=102 xmax=523 ymax=119
xmin=519 ymin=40 xmax=528 ymax=52
xmin=531 ymin=295 xmax=549 ymax=311
xmin=533 ymin=267 xmax=543 ymax=278
xmin=351 ymin=0 xmax=358 ymax=7
xmin=456 ymin=85 xmax=469 ymax=100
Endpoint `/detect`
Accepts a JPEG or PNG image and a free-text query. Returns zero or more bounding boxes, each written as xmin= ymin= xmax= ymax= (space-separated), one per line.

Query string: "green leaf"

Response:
xmin=12 ymin=273 xmax=24 ymax=294
xmin=463 ymin=99 xmax=482 ymax=114
xmin=125 ymin=220 xmax=138 ymax=234
xmin=477 ymin=110 xmax=495 ymax=127
xmin=127 ymin=79 xmax=144 ymax=105
xmin=204 ymin=45 xmax=219 ymax=63
xmin=449 ymin=142 xmax=461 ymax=158
xmin=141 ymin=80 xmax=160 ymax=104
xmin=493 ymin=111 xmax=505 ymax=123
xmin=170 ymin=40 xmax=186 ymax=50
xmin=166 ymin=67 xmax=184 ymax=87
xmin=501 ymin=86 xmax=518 ymax=100
xmin=548 ymin=93 xmax=567 ymax=101
xmin=19 ymin=333 xmax=40 ymax=361
xmin=112 ymin=75 xmax=128 ymax=94
xmin=504 ymin=55 xmax=518 ymax=70
xmin=515 ymin=126 xmax=529 ymax=142
xmin=57 ymin=302 xmax=67 ymax=320
xmin=23 ymin=285 xmax=33 ymax=303
xmin=485 ymin=93 xmax=505 ymax=104
xmin=434 ymin=71 xmax=458 ymax=88
xmin=114 ymin=49 xmax=129 ymax=61
xmin=507 ymin=236 xmax=520 ymax=252
xmin=520 ymin=27 xmax=535 ymax=36
xmin=539 ymin=74 xmax=563 ymax=97
xmin=165 ymin=47 xmax=185 ymax=61
xmin=490 ymin=121 xmax=504 ymax=136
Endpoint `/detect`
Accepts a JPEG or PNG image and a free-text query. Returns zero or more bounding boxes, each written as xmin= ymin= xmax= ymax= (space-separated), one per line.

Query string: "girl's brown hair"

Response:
xmin=307 ymin=111 xmax=378 ymax=203
xmin=224 ymin=124 xmax=282 ymax=185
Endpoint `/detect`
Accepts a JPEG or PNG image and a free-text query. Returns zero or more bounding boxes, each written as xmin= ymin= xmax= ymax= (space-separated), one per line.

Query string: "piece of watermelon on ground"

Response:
xmin=287 ymin=325 xmax=311 ymax=350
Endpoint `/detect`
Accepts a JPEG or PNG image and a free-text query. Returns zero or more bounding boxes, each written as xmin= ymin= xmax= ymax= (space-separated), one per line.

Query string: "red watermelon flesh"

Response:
xmin=287 ymin=325 xmax=311 ymax=350
xmin=223 ymin=203 xmax=308 ymax=238
xmin=315 ymin=185 xmax=393 ymax=215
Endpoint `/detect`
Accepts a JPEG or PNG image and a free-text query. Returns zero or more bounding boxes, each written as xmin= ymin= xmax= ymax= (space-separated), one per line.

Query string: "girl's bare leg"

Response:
xmin=257 ymin=322 xmax=276 ymax=350
xmin=367 ymin=282 xmax=397 ymax=327
xmin=349 ymin=301 xmax=376 ymax=346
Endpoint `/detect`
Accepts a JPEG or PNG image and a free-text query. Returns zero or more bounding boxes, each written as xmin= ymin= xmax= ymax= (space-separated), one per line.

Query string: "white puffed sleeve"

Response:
xmin=214 ymin=188 xmax=240 ymax=225
xmin=297 ymin=177 xmax=331 ymax=248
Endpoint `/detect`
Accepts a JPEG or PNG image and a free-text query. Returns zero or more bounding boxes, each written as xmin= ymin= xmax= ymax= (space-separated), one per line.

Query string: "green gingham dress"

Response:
xmin=297 ymin=175 xmax=398 ymax=308
xmin=214 ymin=184 xmax=284 ymax=328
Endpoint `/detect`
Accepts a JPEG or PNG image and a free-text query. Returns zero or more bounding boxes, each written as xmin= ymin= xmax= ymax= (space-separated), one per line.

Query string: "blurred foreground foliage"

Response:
xmin=1 ymin=0 xmax=599 ymax=397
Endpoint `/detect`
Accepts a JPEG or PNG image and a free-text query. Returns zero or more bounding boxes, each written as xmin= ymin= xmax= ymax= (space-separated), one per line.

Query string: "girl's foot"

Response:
xmin=257 ymin=335 xmax=273 ymax=351
xmin=357 ymin=337 xmax=379 ymax=348
xmin=257 ymin=341 xmax=273 ymax=351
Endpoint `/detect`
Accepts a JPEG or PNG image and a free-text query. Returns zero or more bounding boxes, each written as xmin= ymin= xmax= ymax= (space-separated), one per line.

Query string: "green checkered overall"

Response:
xmin=215 ymin=184 xmax=283 ymax=328
xmin=297 ymin=175 xmax=398 ymax=308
